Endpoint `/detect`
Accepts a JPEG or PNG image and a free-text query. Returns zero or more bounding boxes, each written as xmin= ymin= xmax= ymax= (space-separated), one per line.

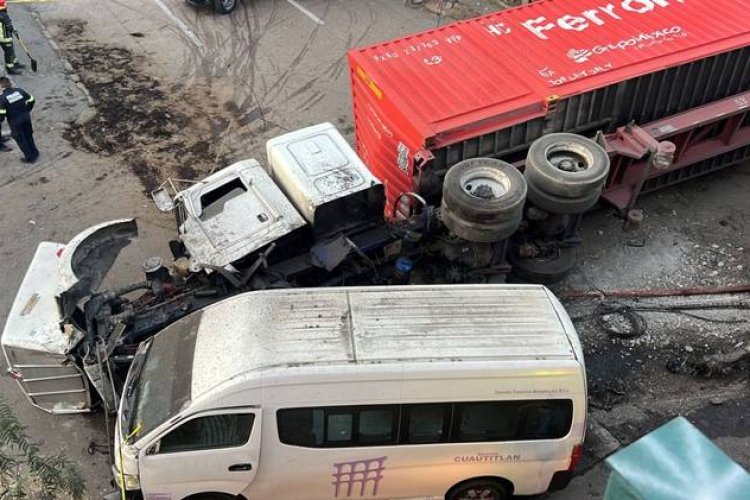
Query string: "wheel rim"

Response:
xmin=456 ymin=487 xmax=499 ymax=500
xmin=515 ymin=243 xmax=562 ymax=263
xmin=533 ymin=246 xmax=562 ymax=263
xmin=461 ymin=171 xmax=510 ymax=200
xmin=546 ymin=143 xmax=594 ymax=173
xmin=222 ymin=0 xmax=236 ymax=8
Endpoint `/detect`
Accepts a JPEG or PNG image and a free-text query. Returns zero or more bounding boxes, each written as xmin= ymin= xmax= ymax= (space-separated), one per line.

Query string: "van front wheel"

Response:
xmin=185 ymin=494 xmax=236 ymax=500
xmin=447 ymin=479 xmax=508 ymax=500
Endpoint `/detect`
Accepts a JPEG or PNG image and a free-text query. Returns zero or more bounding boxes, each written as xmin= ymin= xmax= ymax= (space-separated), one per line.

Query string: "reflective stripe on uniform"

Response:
xmin=0 ymin=26 xmax=11 ymax=43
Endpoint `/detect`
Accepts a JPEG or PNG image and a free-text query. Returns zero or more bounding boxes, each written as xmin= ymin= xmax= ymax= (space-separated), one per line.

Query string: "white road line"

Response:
xmin=151 ymin=0 xmax=204 ymax=49
xmin=285 ymin=0 xmax=325 ymax=25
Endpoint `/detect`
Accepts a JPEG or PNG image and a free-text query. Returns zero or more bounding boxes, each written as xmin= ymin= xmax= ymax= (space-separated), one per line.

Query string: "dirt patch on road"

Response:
xmin=55 ymin=19 xmax=235 ymax=192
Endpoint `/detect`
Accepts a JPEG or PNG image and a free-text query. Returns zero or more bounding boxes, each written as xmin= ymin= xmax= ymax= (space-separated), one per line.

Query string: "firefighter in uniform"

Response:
xmin=0 ymin=121 xmax=9 ymax=151
xmin=0 ymin=76 xmax=38 ymax=162
xmin=0 ymin=0 xmax=24 ymax=75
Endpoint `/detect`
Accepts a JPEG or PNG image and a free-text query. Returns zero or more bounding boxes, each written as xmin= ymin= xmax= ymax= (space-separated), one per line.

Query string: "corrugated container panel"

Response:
xmin=349 ymin=0 xmax=750 ymax=214
xmin=432 ymin=45 xmax=750 ymax=171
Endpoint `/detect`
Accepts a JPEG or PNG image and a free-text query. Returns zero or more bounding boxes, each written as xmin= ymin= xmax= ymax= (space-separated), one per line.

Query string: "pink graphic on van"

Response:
xmin=332 ymin=456 xmax=387 ymax=497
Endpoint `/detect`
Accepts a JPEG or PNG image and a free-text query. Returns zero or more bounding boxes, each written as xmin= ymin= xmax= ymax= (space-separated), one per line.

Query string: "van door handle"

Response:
xmin=228 ymin=463 xmax=253 ymax=472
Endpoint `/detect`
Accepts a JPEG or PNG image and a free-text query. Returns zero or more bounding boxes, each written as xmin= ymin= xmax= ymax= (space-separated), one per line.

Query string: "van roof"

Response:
xmin=189 ymin=284 xmax=578 ymax=398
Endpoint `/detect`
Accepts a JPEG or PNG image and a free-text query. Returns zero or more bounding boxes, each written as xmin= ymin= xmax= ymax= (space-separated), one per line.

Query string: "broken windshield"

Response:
xmin=127 ymin=310 xmax=203 ymax=441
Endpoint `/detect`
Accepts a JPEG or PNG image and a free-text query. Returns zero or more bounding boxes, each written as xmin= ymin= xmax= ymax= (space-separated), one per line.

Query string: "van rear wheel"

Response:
xmin=447 ymin=479 xmax=508 ymax=500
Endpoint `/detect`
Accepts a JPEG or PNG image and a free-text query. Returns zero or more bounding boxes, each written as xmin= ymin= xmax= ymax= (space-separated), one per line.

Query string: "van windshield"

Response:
xmin=126 ymin=310 xmax=203 ymax=439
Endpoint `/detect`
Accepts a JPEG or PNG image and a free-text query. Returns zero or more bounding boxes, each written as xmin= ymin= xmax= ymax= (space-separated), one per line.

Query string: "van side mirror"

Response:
xmin=152 ymin=188 xmax=175 ymax=212
xmin=145 ymin=442 xmax=160 ymax=456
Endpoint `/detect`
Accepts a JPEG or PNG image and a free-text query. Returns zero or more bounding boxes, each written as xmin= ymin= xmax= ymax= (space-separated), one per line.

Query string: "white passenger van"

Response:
xmin=113 ymin=284 xmax=586 ymax=500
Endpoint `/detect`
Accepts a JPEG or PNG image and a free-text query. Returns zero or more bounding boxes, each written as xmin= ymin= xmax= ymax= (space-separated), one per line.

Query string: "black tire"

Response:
xmin=525 ymin=178 xmax=600 ymax=215
xmin=443 ymin=158 xmax=527 ymax=224
xmin=508 ymin=245 xmax=577 ymax=284
xmin=525 ymin=133 xmax=610 ymax=199
xmin=446 ymin=479 xmax=508 ymax=500
xmin=213 ymin=0 xmax=237 ymax=14
xmin=441 ymin=205 xmax=522 ymax=243
xmin=169 ymin=239 xmax=187 ymax=259
xmin=185 ymin=493 xmax=235 ymax=500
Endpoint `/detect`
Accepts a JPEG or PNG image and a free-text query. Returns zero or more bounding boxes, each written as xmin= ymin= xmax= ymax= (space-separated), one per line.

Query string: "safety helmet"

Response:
xmin=0 ymin=0 xmax=6 ymax=10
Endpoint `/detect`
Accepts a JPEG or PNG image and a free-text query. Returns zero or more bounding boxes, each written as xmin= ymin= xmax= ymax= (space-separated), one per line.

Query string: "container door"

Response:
xmin=138 ymin=408 xmax=261 ymax=498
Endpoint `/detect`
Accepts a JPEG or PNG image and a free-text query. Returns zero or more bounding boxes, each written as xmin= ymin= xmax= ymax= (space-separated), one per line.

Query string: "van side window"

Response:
xmin=517 ymin=401 xmax=573 ymax=440
xmin=277 ymin=400 xmax=572 ymax=447
xmin=327 ymin=413 xmax=353 ymax=442
xmin=278 ymin=406 xmax=398 ymax=447
xmin=453 ymin=400 xmax=572 ymax=442
xmin=359 ymin=409 xmax=396 ymax=445
xmin=455 ymin=402 xmax=518 ymax=442
xmin=159 ymin=413 xmax=255 ymax=454
xmin=277 ymin=408 xmax=324 ymax=446
xmin=402 ymin=404 xmax=451 ymax=444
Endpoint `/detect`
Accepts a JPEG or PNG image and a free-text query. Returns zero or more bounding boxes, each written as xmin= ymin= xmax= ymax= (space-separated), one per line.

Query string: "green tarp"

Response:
xmin=604 ymin=417 xmax=750 ymax=500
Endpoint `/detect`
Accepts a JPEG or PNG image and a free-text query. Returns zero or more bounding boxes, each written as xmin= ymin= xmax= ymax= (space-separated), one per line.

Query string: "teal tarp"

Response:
xmin=604 ymin=416 xmax=750 ymax=500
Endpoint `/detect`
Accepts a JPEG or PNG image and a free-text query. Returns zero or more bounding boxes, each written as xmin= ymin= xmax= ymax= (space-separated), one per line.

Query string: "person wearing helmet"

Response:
xmin=0 ymin=0 xmax=25 ymax=75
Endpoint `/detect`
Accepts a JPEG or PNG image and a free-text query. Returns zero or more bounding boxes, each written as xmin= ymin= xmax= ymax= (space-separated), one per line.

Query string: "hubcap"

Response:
xmin=461 ymin=171 xmax=510 ymax=200
xmin=546 ymin=144 xmax=593 ymax=173
xmin=456 ymin=487 xmax=499 ymax=500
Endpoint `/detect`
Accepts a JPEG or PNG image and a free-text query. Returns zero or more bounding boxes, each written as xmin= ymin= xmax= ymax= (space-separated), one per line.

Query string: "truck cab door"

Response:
xmin=138 ymin=408 xmax=261 ymax=499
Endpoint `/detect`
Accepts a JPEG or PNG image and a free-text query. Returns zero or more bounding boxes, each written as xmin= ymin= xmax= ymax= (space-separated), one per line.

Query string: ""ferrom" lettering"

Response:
xmin=519 ymin=0 xmax=687 ymax=40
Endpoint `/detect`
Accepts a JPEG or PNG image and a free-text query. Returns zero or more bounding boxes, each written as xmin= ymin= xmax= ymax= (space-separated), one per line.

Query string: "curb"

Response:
xmin=30 ymin=11 xmax=96 ymax=108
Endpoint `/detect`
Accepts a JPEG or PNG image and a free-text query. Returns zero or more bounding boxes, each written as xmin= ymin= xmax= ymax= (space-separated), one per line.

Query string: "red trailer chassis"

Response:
xmin=601 ymin=90 xmax=750 ymax=213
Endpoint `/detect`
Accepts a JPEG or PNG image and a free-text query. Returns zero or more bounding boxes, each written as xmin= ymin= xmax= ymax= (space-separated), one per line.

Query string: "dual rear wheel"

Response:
xmin=441 ymin=133 xmax=609 ymax=283
xmin=523 ymin=133 xmax=610 ymax=214
xmin=440 ymin=158 xmax=527 ymax=243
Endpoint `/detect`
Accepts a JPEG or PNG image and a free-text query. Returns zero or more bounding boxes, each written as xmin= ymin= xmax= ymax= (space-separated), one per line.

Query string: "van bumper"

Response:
xmin=548 ymin=470 xmax=573 ymax=491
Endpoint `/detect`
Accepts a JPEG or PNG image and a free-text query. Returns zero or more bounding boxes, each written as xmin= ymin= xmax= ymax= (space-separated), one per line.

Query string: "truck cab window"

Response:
xmin=159 ymin=413 xmax=255 ymax=454
xmin=199 ymin=178 xmax=248 ymax=220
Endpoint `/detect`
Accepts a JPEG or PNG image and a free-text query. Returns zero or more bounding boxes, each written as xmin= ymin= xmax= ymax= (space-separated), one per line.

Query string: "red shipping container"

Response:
xmin=348 ymin=0 xmax=750 ymax=217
